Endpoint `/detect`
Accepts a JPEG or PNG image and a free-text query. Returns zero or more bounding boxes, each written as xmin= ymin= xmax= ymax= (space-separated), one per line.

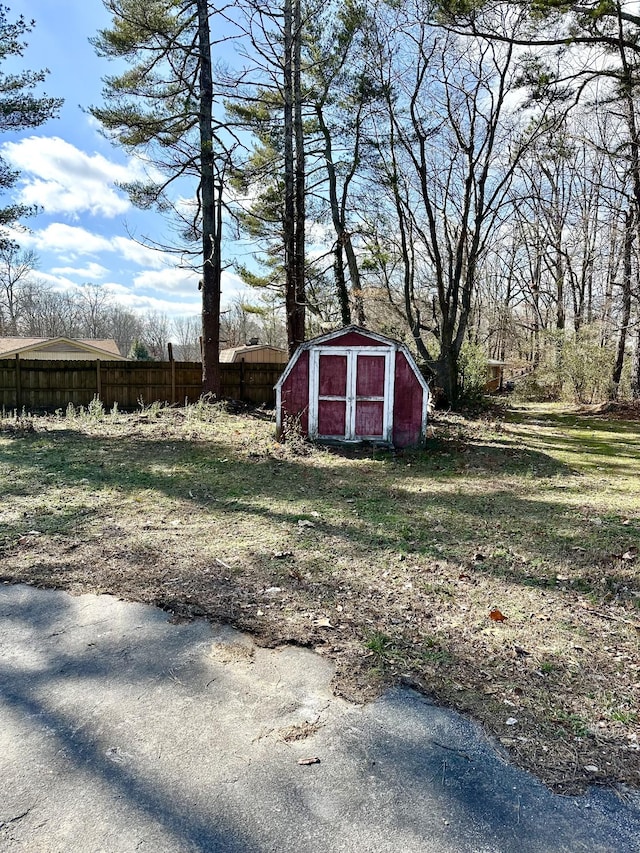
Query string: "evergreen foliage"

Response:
xmin=0 ymin=5 xmax=62 ymax=243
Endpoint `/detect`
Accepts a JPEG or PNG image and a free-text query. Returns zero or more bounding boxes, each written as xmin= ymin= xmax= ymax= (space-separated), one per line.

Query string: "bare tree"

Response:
xmin=172 ymin=315 xmax=201 ymax=361
xmin=0 ymin=244 xmax=38 ymax=334
xmin=365 ymin=3 xmax=559 ymax=402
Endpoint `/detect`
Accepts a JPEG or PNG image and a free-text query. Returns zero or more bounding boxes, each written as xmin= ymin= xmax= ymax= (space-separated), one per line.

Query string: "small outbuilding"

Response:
xmin=219 ymin=343 xmax=288 ymax=364
xmin=275 ymin=326 xmax=430 ymax=448
xmin=485 ymin=359 xmax=507 ymax=393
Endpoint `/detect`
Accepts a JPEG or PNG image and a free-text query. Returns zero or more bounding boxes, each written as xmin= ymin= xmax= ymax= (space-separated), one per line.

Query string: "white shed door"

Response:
xmin=309 ymin=347 xmax=394 ymax=442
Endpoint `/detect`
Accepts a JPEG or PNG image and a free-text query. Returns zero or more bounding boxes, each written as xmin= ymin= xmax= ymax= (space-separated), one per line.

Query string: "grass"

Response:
xmin=1 ymin=398 xmax=639 ymax=794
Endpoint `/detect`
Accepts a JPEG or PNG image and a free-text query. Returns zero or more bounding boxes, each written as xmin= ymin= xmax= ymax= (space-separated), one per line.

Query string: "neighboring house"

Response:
xmin=219 ymin=343 xmax=288 ymax=364
xmin=0 ymin=337 xmax=128 ymax=361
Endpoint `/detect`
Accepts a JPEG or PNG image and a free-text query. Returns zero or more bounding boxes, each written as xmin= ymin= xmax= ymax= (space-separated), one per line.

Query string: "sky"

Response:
xmin=2 ymin=0 xmax=250 ymax=321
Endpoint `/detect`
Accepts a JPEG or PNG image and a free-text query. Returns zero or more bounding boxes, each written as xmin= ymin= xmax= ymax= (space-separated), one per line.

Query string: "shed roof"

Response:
xmin=275 ymin=325 xmax=430 ymax=396
xmin=219 ymin=343 xmax=288 ymax=363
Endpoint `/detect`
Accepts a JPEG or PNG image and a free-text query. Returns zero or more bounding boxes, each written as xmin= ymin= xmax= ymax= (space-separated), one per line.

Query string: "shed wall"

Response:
xmin=235 ymin=348 xmax=287 ymax=364
xmin=322 ymin=331 xmax=379 ymax=348
xmin=279 ymin=349 xmax=310 ymax=434
xmin=392 ymin=351 xmax=424 ymax=447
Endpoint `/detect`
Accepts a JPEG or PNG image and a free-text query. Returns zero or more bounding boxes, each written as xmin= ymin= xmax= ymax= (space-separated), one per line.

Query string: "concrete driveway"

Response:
xmin=1 ymin=583 xmax=638 ymax=852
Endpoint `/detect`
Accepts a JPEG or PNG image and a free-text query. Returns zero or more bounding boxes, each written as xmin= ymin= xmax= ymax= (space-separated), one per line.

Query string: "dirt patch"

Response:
xmin=1 ymin=401 xmax=639 ymax=794
xmin=575 ymin=401 xmax=640 ymax=420
xmin=278 ymin=720 xmax=323 ymax=742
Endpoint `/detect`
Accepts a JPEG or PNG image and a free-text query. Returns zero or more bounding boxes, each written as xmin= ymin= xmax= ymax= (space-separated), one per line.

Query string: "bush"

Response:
xmin=514 ymin=326 xmax=616 ymax=404
xmin=512 ymin=374 xmax=561 ymax=403
xmin=458 ymin=341 xmax=489 ymax=402
xmin=561 ymin=327 xmax=615 ymax=404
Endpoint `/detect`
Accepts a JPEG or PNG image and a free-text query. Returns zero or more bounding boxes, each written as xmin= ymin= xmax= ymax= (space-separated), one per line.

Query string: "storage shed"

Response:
xmin=485 ymin=359 xmax=506 ymax=393
xmin=275 ymin=326 xmax=430 ymax=448
xmin=219 ymin=343 xmax=288 ymax=364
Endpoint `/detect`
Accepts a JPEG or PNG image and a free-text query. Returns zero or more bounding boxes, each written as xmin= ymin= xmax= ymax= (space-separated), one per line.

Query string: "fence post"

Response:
xmin=168 ymin=343 xmax=176 ymax=403
xmin=96 ymin=359 xmax=101 ymax=400
xmin=239 ymin=359 xmax=245 ymax=400
xmin=15 ymin=354 xmax=21 ymax=411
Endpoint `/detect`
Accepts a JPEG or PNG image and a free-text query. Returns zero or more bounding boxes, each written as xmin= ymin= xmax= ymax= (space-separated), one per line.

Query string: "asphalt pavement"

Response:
xmin=1 ymin=583 xmax=639 ymax=852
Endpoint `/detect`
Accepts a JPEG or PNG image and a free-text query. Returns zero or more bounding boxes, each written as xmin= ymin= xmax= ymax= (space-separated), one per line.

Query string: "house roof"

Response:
xmin=0 ymin=337 xmax=125 ymax=358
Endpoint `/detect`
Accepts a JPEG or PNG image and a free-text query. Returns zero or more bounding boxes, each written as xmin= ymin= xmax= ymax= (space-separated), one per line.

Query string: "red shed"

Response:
xmin=275 ymin=326 xmax=430 ymax=448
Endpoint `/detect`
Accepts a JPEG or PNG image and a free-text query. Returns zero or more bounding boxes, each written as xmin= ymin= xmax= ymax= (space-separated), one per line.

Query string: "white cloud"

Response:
xmin=25 ymin=223 xmax=113 ymax=256
xmin=8 ymin=222 xmax=253 ymax=318
xmin=35 ymin=271 xmax=83 ymax=292
xmin=133 ymin=267 xmax=200 ymax=295
xmin=1 ymin=136 xmax=151 ymax=218
xmin=101 ymin=285 xmax=201 ymax=316
xmin=50 ymin=262 xmax=109 ymax=280
xmin=221 ymin=270 xmax=252 ymax=306
xmin=16 ymin=224 xmax=177 ymax=272
xmin=111 ymin=236 xmax=171 ymax=270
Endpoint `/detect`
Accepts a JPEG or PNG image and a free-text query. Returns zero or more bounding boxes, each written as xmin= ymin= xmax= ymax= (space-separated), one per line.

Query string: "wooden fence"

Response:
xmin=0 ymin=358 xmax=284 ymax=411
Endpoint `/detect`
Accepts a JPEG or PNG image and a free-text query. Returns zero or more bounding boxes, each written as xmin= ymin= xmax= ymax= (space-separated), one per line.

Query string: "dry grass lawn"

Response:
xmin=1 ymin=398 xmax=639 ymax=794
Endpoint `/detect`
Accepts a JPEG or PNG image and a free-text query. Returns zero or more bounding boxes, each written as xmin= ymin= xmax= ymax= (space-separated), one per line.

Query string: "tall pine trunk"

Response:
xmin=284 ymin=0 xmax=305 ymax=356
xmin=197 ymin=0 xmax=221 ymax=396
xmin=293 ymin=0 xmax=305 ymax=348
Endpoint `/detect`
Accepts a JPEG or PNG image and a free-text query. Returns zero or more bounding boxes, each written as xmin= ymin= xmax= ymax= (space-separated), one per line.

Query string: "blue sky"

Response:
xmin=2 ymin=0 xmax=249 ymax=320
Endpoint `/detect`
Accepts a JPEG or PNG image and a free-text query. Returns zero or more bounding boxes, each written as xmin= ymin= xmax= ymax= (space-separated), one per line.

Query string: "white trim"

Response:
xmin=309 ymin=346 xmax=394 ymax=442
xmin=382 ymin=350 xmax=395 ymax=440
xmin=275 ymin=380 xmax=282 ymax=434
xmin=421 ymin=373 xmax=429 ymax=439
xmin=308 ymin=347 xmax=320 ymax=435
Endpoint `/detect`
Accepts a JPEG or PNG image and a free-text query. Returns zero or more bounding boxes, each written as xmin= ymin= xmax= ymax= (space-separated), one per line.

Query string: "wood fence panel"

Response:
xmin=101 ymin=362 xmax=174 ymax=408
xmin=220 ymin=362 xmax=283 ymax=404
xmin=0 ymin=358 xmax=284 ymax=410
xmin=0 ymin=359 xmax=99 ymax=410
xmin=0 ymin=360 xmax=17 ymax=409
xmin=175 ymin=362 xmax=207 ymax=404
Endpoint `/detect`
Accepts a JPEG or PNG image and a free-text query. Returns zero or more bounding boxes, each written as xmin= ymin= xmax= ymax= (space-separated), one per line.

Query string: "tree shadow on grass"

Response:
xmin=2 ymin=423 xmax=639 ymax=801
xmin=0 ymin=427 xmax=635 ymax=608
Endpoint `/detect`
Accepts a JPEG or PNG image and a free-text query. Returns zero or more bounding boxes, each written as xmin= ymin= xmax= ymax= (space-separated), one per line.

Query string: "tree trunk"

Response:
xmin=612 ymin=208 xmax=633 ymax=394
xmin=333 ymin=241 xmax=351 ymax=326
xmin=293 ymin=0 xmax=306 ymax=348
xmin=284 ymin=0 xmax=296 ymax=356
xmin=197 ymin=0 xmax=221 ymax=397
xmin=316 ymin=104 xmax=351 ymax=325
xmin=632 ymin=319 xmax=640 ymax=401
xmin=284 ymin=0 xmax=305 ymax=355
xmin=432 ymin=349 xmax=459 ymax=406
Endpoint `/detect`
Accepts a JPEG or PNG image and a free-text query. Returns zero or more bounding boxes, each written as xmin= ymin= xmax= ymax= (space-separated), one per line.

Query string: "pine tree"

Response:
xmin=91 ymin=0 xmax=226 ymax=395
xmin=0 ymin=6 xmax=62 ymax=244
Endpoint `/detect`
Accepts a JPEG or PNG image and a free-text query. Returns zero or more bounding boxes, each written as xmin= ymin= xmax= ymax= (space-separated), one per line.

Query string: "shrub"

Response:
xmin=561 ymin=327 xmax=615 ymax=403
xmin=458 ymin=341 xmax=489 ymax=402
